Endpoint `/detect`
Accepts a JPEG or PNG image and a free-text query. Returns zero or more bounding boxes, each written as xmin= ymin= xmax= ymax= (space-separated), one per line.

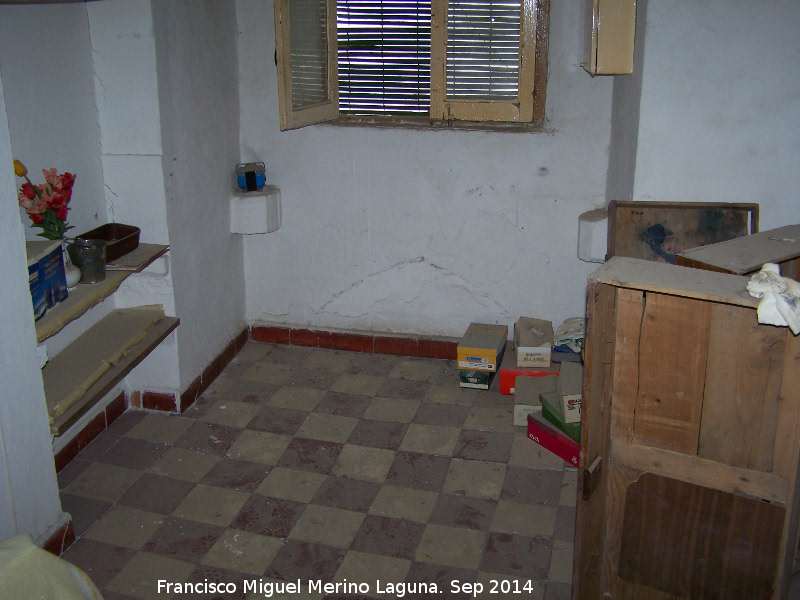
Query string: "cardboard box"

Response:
xmin=539 ymin=389 xmax=582 ymax=443
xmin=458 ymin=368 xmax=496 ymax=390
xmin=498 ymin=345 xmax=559 ymax=394
xmin=527 ymin=412 xmax=579 ymax=467
xmin=513 ymin=375 xmax=556 ymax=426
xmin=26 ymin=241 xmax=67 ymax=312
xmin=557 ymin=361 xmax=583 ymax=424
xmin=514 ymin=317 xmax=554 ymax=367
xmin=457 ymin=323 xmax=507 ymax=372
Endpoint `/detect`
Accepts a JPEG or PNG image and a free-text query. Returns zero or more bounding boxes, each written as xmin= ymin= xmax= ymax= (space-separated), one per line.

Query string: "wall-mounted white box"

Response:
xmin=230 ymin=185 xmax=281 ymax=234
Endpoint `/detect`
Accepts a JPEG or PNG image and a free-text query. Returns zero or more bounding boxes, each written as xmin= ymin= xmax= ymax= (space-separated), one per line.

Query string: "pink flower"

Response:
xmin=43 ymin=168 xmax=59 ymax=186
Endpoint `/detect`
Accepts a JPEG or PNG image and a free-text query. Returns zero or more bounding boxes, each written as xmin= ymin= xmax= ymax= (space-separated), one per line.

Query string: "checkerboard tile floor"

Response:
xmin=59 ymin=342 xmax=577 ymax=600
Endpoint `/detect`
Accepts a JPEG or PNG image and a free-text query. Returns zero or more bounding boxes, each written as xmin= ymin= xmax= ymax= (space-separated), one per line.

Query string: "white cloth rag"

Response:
xmin=746 ymin=263 xmax=800 ymax=335
xmin=555 ymin=317 xmax=586 ymax=352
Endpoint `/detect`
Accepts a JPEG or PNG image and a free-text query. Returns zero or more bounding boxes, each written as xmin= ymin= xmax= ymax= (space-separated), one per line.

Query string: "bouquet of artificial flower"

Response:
xmin=14 ymin=159 xmax=76 ymax=240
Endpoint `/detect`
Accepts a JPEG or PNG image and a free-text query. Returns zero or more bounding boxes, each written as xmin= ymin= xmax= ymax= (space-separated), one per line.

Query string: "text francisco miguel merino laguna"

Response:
xmin=157 ymin=577 xmax=537 ymax=596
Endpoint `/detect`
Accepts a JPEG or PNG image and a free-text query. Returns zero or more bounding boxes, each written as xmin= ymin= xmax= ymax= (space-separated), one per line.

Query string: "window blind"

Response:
xmin=446 ymin=0 xmax=521 ymax=100
xmin=337 ymin=0 xmax=431 ymax=115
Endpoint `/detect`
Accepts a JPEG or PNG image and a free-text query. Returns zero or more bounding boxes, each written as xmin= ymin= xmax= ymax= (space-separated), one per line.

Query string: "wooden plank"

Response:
xmin=616 ymin=473 xmax=783 ymax=599
xmin=773 ymin=331 xmax=800 ymax=479
xmin=49 ymin=315 xmax=179 ymax=436
xmin=44 ymin=306 xmax=166 ymax=421
xmin=574 ymin=282 xmax=617 ymax=600
xmin=698 ymin=303 xmax=785 ymax=470
xmin=607 ymin=200 xmax=758 ymax=264
xmin=676 ymin=224 xmax=800 ymax=275
xmin=632 ymin=293 xmax=710 ymax=455
xmin=611 ymin=441 xmax=790 ymax=504
xmin=609 ymin=288 xmax=643 ymax=443
xmin=589 ymin=257 xmax=758 ymax=309
xmin=106 ymin=243 xmax=169 ymax=272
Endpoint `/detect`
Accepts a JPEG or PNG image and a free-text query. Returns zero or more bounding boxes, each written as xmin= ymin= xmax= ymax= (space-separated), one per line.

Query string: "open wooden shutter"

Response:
xmin=275 ymin=0 xmax=339 ymax=130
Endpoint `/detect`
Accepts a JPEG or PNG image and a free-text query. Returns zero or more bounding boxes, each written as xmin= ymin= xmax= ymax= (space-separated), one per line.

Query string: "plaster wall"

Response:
xmin=632 ymin=0 xmax=800 ymax=230
xmin=0 ymin=74 xmax=64 ymax=543
xmin=0 ymin=3 xmax=107 ymax=241
xmin=238 ymin=0 xmax=613 ymax=337
xmin=153 ymin=0 xmax=245 ymax=390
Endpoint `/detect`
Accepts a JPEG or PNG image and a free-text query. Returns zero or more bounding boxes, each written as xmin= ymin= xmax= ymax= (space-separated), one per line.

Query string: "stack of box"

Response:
xmin=498 ymin=345 xmax=559 ymax=394
xmin=514 ymin=317 xmax=554 ymax=368
xmin=457 ymin=323 xmax=507 ymax=389
xmin=523 ymin=362 xmax=584 ymax=466
xmin=512 ymin=374 xmax=555 ymax=426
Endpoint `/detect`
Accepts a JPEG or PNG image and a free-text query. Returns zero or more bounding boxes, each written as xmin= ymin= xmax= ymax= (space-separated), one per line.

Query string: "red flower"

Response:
xmin=21 ymin=182 xmax=36 ymax=200
xmin=47 ymin=192 xmax=66 ymax=211
xmin=29 ymin=213 xmax=44 ymax=224
xmin=60 ymin=172 xmax=75 ymax=191
xmin=56 ymin=204 xmax=68 ymax=220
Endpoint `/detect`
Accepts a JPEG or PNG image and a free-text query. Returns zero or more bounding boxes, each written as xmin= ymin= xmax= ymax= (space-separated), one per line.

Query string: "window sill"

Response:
xmin=324 ymin=116 xmax=550 ymax=134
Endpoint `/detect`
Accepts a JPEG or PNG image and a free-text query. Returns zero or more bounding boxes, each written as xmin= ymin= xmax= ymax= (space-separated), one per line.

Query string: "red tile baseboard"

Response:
xmin=42 ymin=519 xmax=75 ymax=557
xmin=54 ymin=391 xmax=127 ymax=473
xmin=249 ymin=325 xmax=458 ymax=360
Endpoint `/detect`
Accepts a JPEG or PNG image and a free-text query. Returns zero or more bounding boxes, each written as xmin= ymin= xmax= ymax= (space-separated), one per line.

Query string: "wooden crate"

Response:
xmin=574 ymin=257 xmax=800 ymax=600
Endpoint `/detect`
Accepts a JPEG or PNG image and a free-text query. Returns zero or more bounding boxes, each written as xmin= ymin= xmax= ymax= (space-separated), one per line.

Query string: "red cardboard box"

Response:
xmin=498 ymin=344 xmax=559 ymax=395
xmin=527 ymin=412 xmax=579 ymax=467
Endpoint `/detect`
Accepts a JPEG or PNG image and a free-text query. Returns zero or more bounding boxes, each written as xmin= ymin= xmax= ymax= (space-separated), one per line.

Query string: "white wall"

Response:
xmin=0 ymin=73 xmax=65 ymax=544
xmin=238 ymin=0 xmax=614 ymax=337
xmin=0 ymin=4 xmax=107 ymax=241
xmin=632 ymin=0 xmax=800 ymax=230
xmin=153 ymin=0 xmax=246 ymax=389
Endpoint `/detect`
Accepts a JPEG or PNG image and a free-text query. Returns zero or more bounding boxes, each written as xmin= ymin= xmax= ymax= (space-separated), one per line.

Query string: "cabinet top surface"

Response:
xmin=590 ymin=257 xmax=759 ymax=309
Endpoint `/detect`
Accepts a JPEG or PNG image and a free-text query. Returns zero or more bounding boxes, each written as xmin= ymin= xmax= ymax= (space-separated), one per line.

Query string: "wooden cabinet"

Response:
xmin=575 ymin=257 xmax=800 ymax=599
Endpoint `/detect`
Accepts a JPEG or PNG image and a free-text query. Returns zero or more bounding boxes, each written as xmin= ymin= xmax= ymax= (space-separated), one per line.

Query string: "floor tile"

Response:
xmin=202 ymin=529 xmax=284 ymax=575
xmin=389 ymin=358 xmax=447 ymax=382
xmin=241 ymin=361 xmax=296 ymax=386
xmin=277 ymin=438 xmax=344 ymax=474
xmin=347 ymin=353 xmax=398 ymax=377
xmin=117 ymin=472 xmax=196 ymax=515
xmin=428 ymin=494 xmax=497 ymax=531
xmin=480 ymin=532 xmax=552 ymax=579
xmin=412 ymin=402 xmax=470 ymax=427
xmin=334 ymin=551 xmax=411 ymax=595
xmin=350 ymin=515 xmax=425 ymax=560
xmin=187 ymin=565 xmax=249 ymax=599
xmin=226 ymin=429 xmax=293 ymax=465
xmin=543 ymin=581 xmax=572 ymax=600
xmin=267 ymin=386 xmax=326 ymax=411
xmin=385 ymin=451 xmax=451 ymax=492
xmin=257 ymin=467 xmax=328 ymax=503
xmin=475 ymin=572 xmax=544 ymax=600
xmin=464 ymin=406 xmax=517 ymax=433
xmin=83 ymin=505 xmax=165 ymax=549
xmin=314 ymin=391 xmax=372 ymax=418
xmin=246 ymin=405 xmax=308 ymax=435
xmin=105 ymin=552 xmax=196 ymax=600
xmin=301 ymin=348 xmax=355 ymax=372
xmin=404 ymin=562 xmax=478 ymax=597
xmin=491 ymin=501 xmax=556 ymax=537
xmin=288 ymin=504 xmax=365 ymax=548
xmin=172 ymin=483 xmax=251 ymax=527
xmin=376 ymin=379 xmax=431 ymax=401
xmin=200 ymin=458 xmax=270 ymax=493
xmin=61 ymin=538 xmax=137 ymax=589
xmin=125 ymin=413 xmax=193 ymax=444
xmin=443 ymin=459 xmax=507 ymax=500
xmin=295 ymin=413 xmax=359 ymax=443
xmin=97 ymin=437 xmax=170 ymax=471
xmin=331 ymin=445 xmax=396 ymax=483
xmin=231 ymin=494 xmax=306 ymax=537
xmin=548 ymin=540 xmax=574 ymax=584
xmin=347 ymin=419 xmax=409 ymax=450
xmin=452 ymin=430 xmax=514 ymax=463
xmin=330 ymin=373 xmax=386 ymax=397
xmin=363 ymin=397 xmax=421 ymax=423
xmin=399 ymin=424 xmax=461 ymax=456
xmin=143 ymin=515 xmax=224 ymax=561
xmin=264 ymin=539 xmax=347 ymax=582
xmin=60 ymin=492 xmax=112 ymax=536
xmin=200 ymin=399 xmax=262 ymax=429
xmin=63 ymin=462 xmax=142 ymax=503
xmin=500 ymin=466 xmax=563 ymax=506
xmin=174 ymin=421 xmax=242 ymax=457
xmin=310 ymin=476 xmax=382 ymax=512
xmin=369 ymin=485 xmax=439 ymax=523
xmin=147 ymin=447 xmax=220 ymax=482
xmin=287 ymin=368 xmax=342 ymax=390
xmin=415 ymin=523 xmax=487 ymax=569
xmin=508 ymin=433 xmax=570 ymax=469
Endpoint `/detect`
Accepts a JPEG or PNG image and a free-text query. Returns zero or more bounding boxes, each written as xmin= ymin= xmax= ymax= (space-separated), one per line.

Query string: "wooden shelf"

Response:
xmin=44 ymin=308 xmax=179 ymax=436
xmin=35 ymin=243 xmax=169 ymax=343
